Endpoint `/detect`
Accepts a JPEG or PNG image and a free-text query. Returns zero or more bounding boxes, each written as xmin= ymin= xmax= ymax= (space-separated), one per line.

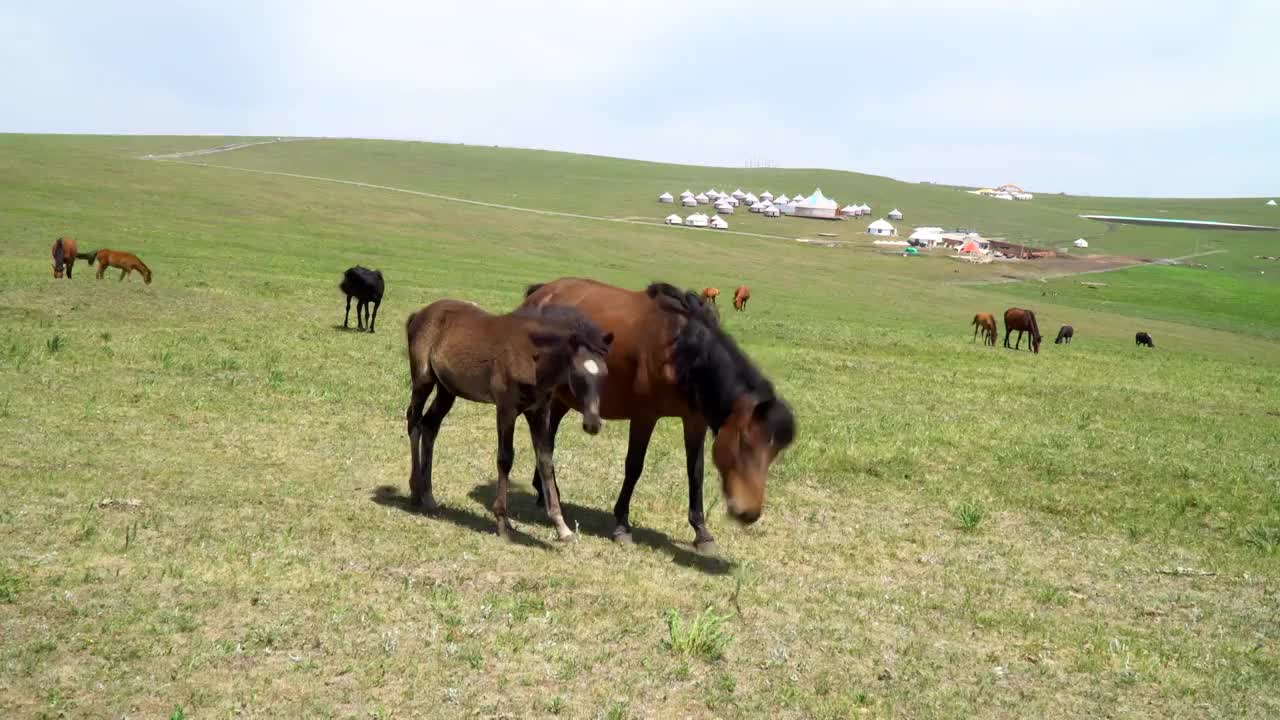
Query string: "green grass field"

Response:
xmin=2 ymin=135 xmax=1279 ymax=719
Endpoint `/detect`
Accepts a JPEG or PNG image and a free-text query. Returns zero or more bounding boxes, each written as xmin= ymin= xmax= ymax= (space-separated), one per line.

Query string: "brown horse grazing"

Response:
xmin=1003 ymin=307 xmax=1042 ymax=353
xmin=733 ymin=285 xmax=751 ymax=311
xmin=521 ymin=279 xmax=796 ymax=552
xmin=702 ymin=287 xmax=720 ymax=304
xmin=405 ymin=299 xmax=614 ymax=541
xmin=51 ymin=237 xmax=81 ymax=279
xmin=89 ymin=249 xmax=152 ymax=284
xmin=971 ymin=312 xmax=997 ymax=346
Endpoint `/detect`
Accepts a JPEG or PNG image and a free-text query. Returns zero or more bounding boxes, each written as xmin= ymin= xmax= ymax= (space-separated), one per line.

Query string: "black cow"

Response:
xmin=340 ymin=266 xmax=384 ymax=332
xmin=1135 ymin=331 xmax=1154 ymax=348
xmin=1055 ymin=325 xmax=1074 ymax=344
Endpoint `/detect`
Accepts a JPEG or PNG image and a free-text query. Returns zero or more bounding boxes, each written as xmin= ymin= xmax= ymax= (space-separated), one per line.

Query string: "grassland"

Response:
xmin=1 ymin=134 xmax=1279 ymax=719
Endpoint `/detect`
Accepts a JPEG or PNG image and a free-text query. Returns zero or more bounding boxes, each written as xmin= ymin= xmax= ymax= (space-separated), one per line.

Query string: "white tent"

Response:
xmin=682 ymin=196 xmax=698 ymax=207
xmin=665 ymin=214 xmax=684 ymax=225
xmin=725 ymin=195 xmax=740 ymax=207
xmin=773 ymin=194 xmax=790 ymax=205
xmin=707 ymin=189 xmax=721 ymax=199
xmin=1013 ymin=192 xmax=1034 ymax=200
xmin=859 ymin=203 xmax=871 ymax=214
xmin=1073 ymin=238 xmax=1089 ymax=248
xmin=743 ymin=192 xmax=759 ymax=205
xmin=763 ymin=205 xmax=781 ymax=217
xmin=760 ymin=191 xmax=774 ymax=201
xmin=709 ymin=215 xmax=729 ymax=230
xmin=715 ymin=202 xmax=735 ymax=214
xmin=840 ymin=204 xmax=860 ymax=217
xmin=793 ymin=188 xmax=840 ymax=219
xmin=680 ymin=189 xmax=694 ymax=197
xmin=1268 ymin=200 xmax=1278 ymax=206
xmin=749 ymin=201 xmax=765 ymax=213
xmin=779 ymin=202 xmax=797 ymax=216
xmin=695 ymin=193 xmax=710 ymax=204
xmin=994 ymin=193 xmax=1014 ymax=200
xmin=686 ymin=213 xmax=709 ymax=227
xmin=731 ymin=189 xmax=746 ymax=201
xmin=908 ymin=227 xmax=943 ymax=246
xmin=658 ymin=192 xmax=674 ymax=203
xmin=888 ymin=208 xmax=903 ymax=220
xmin=867 ymin=218 xmax=897 ymax=236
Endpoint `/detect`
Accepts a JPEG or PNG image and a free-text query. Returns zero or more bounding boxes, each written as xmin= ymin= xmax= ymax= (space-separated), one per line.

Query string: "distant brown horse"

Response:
xmin=971 ymin=312 xmax=997 ymax=346
xmin=406 ymin=299 xmax=613 ymax=541
xmin=733 ymin=285 xmax=751 ymax=311
xmin=1003 ymin=307 xmax=1042 ymax=353
xmin=701 ymin=287 xmax=720 ymax=304
xmin=51 ymin=237 xmax=84 ymax=279
xmin=90 ymin=249 xmax=152 ymax=284
xmin=521 ymin=279 xmax=796 ymax=551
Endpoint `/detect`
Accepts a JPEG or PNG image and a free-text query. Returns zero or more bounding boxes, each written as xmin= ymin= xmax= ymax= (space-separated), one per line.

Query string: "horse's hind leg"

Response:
xmin=120 ymin=268 xmax=128 ymax=281
xmin=531 ymin=400 xmax=569 ymax=507
xmin=344 ymin=295 xmax=352 ymax=328
xmin=412 ymin=384 xmax=455 ymax=512
xmin=356 ymin=300 xmax=366 ymax=330
xmin=525 ymin=406 xmax=573 ymax=540
xmin=493 ymin=406 xmax=520 ymax=540
xmin=369 ymin=300 xmax=380 ymax=333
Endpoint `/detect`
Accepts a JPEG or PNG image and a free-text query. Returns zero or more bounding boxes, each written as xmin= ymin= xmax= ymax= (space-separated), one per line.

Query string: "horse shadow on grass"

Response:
xmin=332 ymin=324 xmax=372 ymax=334
xmin=369 ymin=485 xmax=551 ymax=550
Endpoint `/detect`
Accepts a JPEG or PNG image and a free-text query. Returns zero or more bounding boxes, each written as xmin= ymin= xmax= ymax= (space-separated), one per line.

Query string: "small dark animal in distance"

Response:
xmin=1135 ymin=332 xmax=1154 ymax=348
xmin=1055 ymin=325 xmax=1074 ymax=344
xmin=341 ymin=266 xmax=384 ymax=332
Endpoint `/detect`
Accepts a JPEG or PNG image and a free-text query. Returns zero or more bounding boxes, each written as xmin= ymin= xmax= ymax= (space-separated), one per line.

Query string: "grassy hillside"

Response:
xmin=1 ymin=134 xmax=1278 ymax=719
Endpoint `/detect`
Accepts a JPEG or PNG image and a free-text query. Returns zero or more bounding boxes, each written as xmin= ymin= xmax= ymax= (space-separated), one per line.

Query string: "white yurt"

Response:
xmin=686 ymin=213 xmax=709 ymax=227
xmin=680 ymin=189 xmax=694 ymax=198
xmin=695 ymin=193 xmax=710 ymax=204
xmin=774 ymin=194 xmax=790 ymax=205
xmin=1268 ymin=199 xmax=1278 ymax=206
xmin=709 ymin=215 xmax=729 ymax=229
xmin=726 ymin=196 xmax=740 ymax=207
xmin=658 ymin=192 xmax=674 ymax=203
xmin=665 ymin=214 xmax=684 ymax=225
xmin=994 ymin=193 xmax=1014 ymax=200
xmin=859 ymin=203 xmax=872 ymax=214
xmin=682 ymin=196 xmax=698 ymax=207
xmin=743 ymin=192 xmax=759 ymax=205
xmin=780 ymin=202 xmax=797 ymax=216
xmin=1074 ymin=238 xmax=1089 ymax=248
xmin=760 ymin=191 xmax=774 ymax=202
xmin=908 ymin=227 xmax=943 ymax=246
xmin=715 ymin=202 xmax=735 ymax=215
xmin=1013 ymin=192 xmax=1034 ymax=200
xmin=867 ymin=218 xmax=897 ymax=236
xmin=840 ymin=204 xmax=860 ymax=217
xmin=793 ymin=188 xmax=840 ymax=219
xmin=888 ymin=208 xmax=903 ymax=220
xmin=707 ymin=189 xmax=721 ymax=199
xmin=763 ymin=205 xmax=781 ymax=217
xmin=731 ymin=189 xmax=746 ymax=201
xmin=749 ymin=201 xmax=765 ymax=213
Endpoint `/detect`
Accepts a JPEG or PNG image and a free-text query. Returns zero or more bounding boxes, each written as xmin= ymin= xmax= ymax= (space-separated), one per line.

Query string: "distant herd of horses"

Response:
xmin=972 ymin=308 xmax=1154 ymax=352
xmin=50 ymin=237 xmax=152 ymax=284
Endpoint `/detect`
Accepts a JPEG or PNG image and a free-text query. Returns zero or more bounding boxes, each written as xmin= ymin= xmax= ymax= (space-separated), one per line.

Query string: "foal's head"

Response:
xmin=528 ymin=305 xmax=614 ymax=435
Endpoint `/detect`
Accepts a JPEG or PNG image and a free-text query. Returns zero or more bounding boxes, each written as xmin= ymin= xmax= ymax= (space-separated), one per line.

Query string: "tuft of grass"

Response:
xmin=600 ymin=701 xmax=632 ymax=720
xmin=1242 ymin=522 xmax=1280 ymax=553
xmin=170 ymin=707 xmax=186 ymax=720
xmin=0 ymin=567 xmax=23 ymax=603
xmin=45 ymin=335 xmax=65 ymax=353
xmin=267 ymin=368 xmax=286 ymax=390
xmin=955 ymin=501 xmax=986 ymax=531
xmin=664 ymin=607 xmax=732 ymax=661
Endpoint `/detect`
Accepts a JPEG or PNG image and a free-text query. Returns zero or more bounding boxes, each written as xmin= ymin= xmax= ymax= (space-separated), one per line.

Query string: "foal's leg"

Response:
xmin=531 ymin=400 xmax=570 ymax=507
xmin=493 ymin=405 xmax=520 ymax=539
xmin=414 ymin=386 xmax=456 ymax=511
xmin=356 ymin=300 xmax=366 ymax=330
xmin=120 ymin=268 xmax=129 ymax=281
xmin=682 ymin=416 xmax=717 ymax=552
xmin=525 ymin=406 xmax=573 ymax=541
xmin=612 ymin=416 xmax=658 ymax=544
xmin=344 ymin=295 xmax=352 ymax=328
xmin=369 ymin=300 xmax=380 ymax=333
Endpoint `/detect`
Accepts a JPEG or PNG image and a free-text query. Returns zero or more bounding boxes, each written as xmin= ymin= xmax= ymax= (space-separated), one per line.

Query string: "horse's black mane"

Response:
xmin=516 ymin=302 xmax=612 ymax=356
xmin=645 ymin=282 xmax=795 ymax=443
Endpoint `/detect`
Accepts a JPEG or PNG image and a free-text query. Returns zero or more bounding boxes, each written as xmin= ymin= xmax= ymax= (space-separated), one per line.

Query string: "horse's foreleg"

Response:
xmin=344 ymin=295 xmax=352 ymax=328
xmin=612 ymin=416 xmax=658 ymax=545
xmin=526 ymin=406 xmax=573 ymax=541
xmin=369 ymin=300 xmax=380 ymax=333
xmin=120 ymin=268 xmax=128 ymax=281
xmin=414 ymin=387 xmax=455 ymax=512
xmin=407 ymin=379 xmax=432 ymax=507
xmin=493 ymin=406 xmax=519 ymax=539
xmin=683 ymin=417 xmax=716 ymax=553
xmin=531 ymin=400 xmax=569 ymax=507
xmin=356 ymin=300 xmax=366 ymax=330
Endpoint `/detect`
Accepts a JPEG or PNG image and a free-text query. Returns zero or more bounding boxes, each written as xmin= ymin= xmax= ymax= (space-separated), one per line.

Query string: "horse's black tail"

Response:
xmin=80 ymin=250 xmax=98 ymax=265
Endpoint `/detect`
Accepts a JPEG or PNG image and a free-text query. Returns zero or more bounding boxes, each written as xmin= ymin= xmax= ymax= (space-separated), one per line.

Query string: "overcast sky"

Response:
xmin=3 ymin=0 xmax=1276 ymax=197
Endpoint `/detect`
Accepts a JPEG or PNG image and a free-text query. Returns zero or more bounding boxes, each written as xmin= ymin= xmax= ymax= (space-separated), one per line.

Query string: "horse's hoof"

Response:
xmin=496 ymin=521 xmax=513 ymax=540
xmin=612 ymin=529 xmax=635 ymax=546
xmin=556 ymin=529 xmax=576 ymax=543
xmin=695 ymin=539 xmax=719 ymax=557
xmin=422 ymin=498 xmax=441 ymax=514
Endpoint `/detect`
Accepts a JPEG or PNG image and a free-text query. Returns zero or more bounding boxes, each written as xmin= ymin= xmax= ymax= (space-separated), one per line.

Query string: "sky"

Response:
xmin=3 ymin=0 xmax=1277 ymax=197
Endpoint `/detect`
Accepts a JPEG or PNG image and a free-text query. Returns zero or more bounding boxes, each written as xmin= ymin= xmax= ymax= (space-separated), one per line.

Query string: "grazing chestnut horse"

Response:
xmin=701 ymin=287 xmax=720 ymax=304
xmin=971 ymin=312 xmax=997 ymax=346
xmin=51 ymin=237 xmax=82 ymax=279
xmin=521 ymin=279 xmax=796 ymax=552
xmin=733 ymin=285 xmax=751 ymax=311
xmin=89 ymin=249 xmax=152 ymax=284
xmin=406 ymin=299 xmax=613 ymax=541
xmin=1003 ymin=307 xmax=1042 ymax=353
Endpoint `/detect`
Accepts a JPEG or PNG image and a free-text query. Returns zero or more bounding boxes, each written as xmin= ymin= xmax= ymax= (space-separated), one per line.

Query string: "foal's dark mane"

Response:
xmin=1027 ymin=309 xmax=1042 ymax=341
xmin=515 ymin=303 xmax=612 ymax=356
xmin=645 ymin=282 xmax=795 ymax=442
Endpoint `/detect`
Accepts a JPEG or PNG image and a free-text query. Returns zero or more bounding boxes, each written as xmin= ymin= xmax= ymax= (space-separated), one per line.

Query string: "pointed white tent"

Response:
xmin=710 ymin=215 xmax=729 ymax=229
xmin=840 ymin=204 xmax=860 ymax=217
xmin=715 ymin=201 xmax=735 ymax=214
xmin=773 ymin=194 xmax=790 ymax=205
xmin=682 ymin=196 xmax=698 ymax=207
xmin=888 ymin=208 xmax=903 ymax=220
xmin=680 ymin=189 xmax=695 ymax=198
xmin=695 ymin=193 xmax=710 ymax=204
xmin=1073 ymin=238 xmax=1089 ymax=248
xmin=794 ymin=188 xmax=840 ymax=219
xmin=731 ymin=189 xmax=746 ymax=201
xmin=859 ymin=203 xmax=871 ymax=214
xmin=726 ymin=195 xmax=740 ymax=207
xmin=763 ymin=205 xmax=781 ymax=217
xmin=780 ymin=201 xmax=797 ymax=216
xmin=666 ymin=214 xmax=684 ymax=225
xmin=908 ymin=227 xmax=944 ymax=246
xmin=749 ymin=201 xmax=765 ymax=213
xmin=707 ymin=189 xmax=721 ymax=199
xmin=760 ymin=191 xmax=774 ymax=201
xmin=1268 ymin=200 xmax=1278 ymax=206
xmin=658 ymin=192 xmax=674 ymax=203
xmin=743 ymin=192 xmax=759 ymax=205
xmin=867 ymin=218 xmax=897 ymax=236
xmin=686 ymin=213 xmax=709 ymax=227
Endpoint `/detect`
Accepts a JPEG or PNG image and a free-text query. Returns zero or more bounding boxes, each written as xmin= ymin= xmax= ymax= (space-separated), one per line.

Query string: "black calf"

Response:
xmin=340 ymin=266 xmax=385 ymax=332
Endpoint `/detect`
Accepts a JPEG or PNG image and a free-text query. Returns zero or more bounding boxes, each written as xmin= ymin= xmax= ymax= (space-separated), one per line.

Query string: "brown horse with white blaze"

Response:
xmin=405 ymin=299 xmax=613 ymax=540
xmin=1003 ymin=307 xmax=1042 ymax=353
xmin=521 ymin=278 xmax=796 ymax=552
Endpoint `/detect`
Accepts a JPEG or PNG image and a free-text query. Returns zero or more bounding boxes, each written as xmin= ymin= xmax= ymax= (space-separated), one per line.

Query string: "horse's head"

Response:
xmin=712 ymin=396 xmax=796 ymax=524
xmin=566 ymin=332 xmax=613 ymax=434
xmin=142 ymin=267 xmax=153 ymax=285
xmin=52 ymin=264 xmax=64 ymax=279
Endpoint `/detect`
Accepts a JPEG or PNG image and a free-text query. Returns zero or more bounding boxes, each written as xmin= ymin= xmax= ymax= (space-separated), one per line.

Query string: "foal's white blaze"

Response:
xmin=583 ymin=359 xmax=599 ymax=375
